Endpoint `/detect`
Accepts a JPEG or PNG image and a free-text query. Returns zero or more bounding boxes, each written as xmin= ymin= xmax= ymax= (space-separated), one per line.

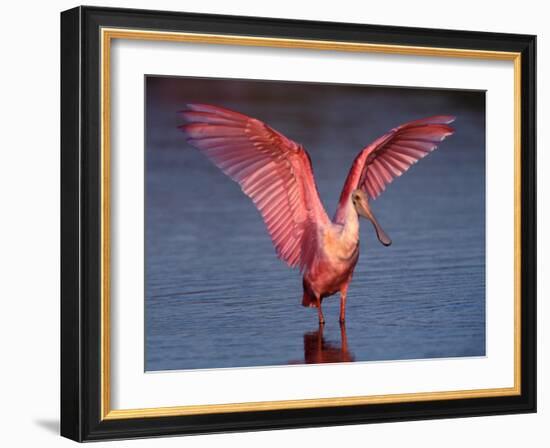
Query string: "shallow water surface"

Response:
xmin=145 ymin=78 xmax=486 ymax=371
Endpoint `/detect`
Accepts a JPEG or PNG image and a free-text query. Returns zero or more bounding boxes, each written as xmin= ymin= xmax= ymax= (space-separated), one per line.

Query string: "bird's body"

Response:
xmin=302 ymin=203 xmax=359 ymax=302
xmin=179 ymin=104 xmax=455 ymax=324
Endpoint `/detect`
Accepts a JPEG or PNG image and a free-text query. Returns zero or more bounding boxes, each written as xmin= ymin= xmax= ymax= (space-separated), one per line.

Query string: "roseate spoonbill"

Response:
xmin=178 ymin=104 xmax=455 ymax=324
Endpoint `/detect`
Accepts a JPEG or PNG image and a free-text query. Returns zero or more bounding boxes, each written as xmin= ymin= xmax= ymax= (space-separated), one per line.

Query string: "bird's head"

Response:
xmin=351 ymin=189 xmax=392 ymax=247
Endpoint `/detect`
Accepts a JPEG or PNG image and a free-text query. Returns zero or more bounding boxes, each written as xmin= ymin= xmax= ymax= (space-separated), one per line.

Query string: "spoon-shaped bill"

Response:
xmin=353 ymin=191 xmax=392 ymax=246
xmin=366 ymin=211 xmax=392 ymax=246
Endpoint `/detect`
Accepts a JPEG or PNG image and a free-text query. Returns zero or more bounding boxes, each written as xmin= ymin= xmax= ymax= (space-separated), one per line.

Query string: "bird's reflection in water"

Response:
xmin=298 ymin=323 xmax=355 ymax=364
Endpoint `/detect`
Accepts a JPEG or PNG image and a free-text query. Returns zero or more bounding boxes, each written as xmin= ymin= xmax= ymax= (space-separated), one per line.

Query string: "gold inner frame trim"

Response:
xmin=100 ymin=27 xmax=522 ymax=420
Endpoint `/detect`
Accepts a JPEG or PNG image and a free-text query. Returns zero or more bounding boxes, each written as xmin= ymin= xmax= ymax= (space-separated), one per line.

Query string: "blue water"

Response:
xmin=145 ymin=77 xmax=485 ymax=371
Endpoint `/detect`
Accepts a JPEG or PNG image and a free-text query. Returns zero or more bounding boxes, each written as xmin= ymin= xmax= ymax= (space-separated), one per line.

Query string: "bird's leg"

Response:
xmin=339 ymin=284 xmax=349 ymax=324
xmin=316 ymin=295 xmax=325 ymax=325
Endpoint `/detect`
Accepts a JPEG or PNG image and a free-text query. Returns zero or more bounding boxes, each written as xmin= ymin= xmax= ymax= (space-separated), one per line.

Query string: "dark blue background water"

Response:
xmin=145 ymin=77 xmax=485 ymax=371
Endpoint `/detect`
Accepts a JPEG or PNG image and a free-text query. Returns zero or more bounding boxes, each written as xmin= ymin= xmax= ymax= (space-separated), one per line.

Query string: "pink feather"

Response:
xmin=334 ymin=116 xmax=455 ymax=223
xmin=179 ymin=104 xmax=330 ymax=270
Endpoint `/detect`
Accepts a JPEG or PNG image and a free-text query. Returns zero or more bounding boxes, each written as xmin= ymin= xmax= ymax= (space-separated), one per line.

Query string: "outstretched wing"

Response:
xmin=179 ymin=104 xmax=330 ymax=270
xmin=335 ymin=116 xmax=455 ymax=223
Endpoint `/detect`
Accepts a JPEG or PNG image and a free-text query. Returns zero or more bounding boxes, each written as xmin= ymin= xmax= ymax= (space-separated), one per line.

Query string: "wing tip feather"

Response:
xmin=357 ymin=114 xmax=456 ymax=203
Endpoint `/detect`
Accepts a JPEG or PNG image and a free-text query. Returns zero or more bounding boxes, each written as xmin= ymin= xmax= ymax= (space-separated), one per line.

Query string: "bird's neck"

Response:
xmin=337 ymin=197 xmax=360 ymax=244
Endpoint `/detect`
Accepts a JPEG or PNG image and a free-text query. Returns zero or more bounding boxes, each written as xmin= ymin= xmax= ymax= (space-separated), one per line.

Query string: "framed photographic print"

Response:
xmin=60 ymin=6 xmax=536 ymax=442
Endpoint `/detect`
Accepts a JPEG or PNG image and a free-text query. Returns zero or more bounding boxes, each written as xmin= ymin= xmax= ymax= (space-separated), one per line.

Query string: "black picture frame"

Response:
xmin=61 ymin=5 xmax=536 ymax=442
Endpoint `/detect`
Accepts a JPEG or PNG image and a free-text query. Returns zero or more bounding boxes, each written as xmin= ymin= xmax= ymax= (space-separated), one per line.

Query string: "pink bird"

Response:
xmin=179 ymin=104 xmax=455 ymax=324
